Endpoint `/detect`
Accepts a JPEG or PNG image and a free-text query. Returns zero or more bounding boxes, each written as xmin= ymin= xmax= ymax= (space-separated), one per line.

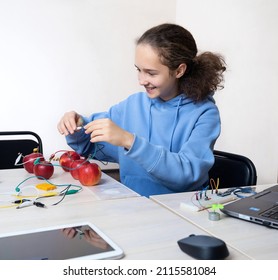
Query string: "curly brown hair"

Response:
xmin=137 ymin=23 xmax=226 ymax=101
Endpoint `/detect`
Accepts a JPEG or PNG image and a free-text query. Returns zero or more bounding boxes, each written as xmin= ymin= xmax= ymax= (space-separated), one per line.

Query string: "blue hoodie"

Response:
xmin=66 ymin=92 xmax=220 ymax=197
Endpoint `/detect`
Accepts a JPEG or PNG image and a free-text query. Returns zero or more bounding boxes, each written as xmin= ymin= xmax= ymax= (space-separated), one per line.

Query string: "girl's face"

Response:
xmin=135 ymin=44 xmax=185 ymax=101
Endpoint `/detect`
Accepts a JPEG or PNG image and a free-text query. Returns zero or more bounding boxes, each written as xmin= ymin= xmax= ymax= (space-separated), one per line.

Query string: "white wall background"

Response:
xmin=0 ymin=0 xmax=277 ymax=184
xmin=177 ymin=0 xmax=278 ymax=184
xmin=0 ymin=0 xmax=176 ymax=157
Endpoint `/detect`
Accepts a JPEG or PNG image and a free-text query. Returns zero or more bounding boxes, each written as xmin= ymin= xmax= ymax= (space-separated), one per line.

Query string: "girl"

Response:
xmin=57 ymin=23 xmax=226 ymax=197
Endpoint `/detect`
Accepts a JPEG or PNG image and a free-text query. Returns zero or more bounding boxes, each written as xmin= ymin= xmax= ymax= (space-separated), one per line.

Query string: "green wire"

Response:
xmin=15 ymin=176 xmax=82 ymax=193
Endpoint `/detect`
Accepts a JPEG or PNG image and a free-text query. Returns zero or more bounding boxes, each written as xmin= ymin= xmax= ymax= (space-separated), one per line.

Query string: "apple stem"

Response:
xmin=33 ymin=147 xmax=39 ymax=153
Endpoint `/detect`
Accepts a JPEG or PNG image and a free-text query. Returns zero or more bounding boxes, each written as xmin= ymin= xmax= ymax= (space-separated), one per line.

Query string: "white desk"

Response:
xmin=150 ymin=184 xmax=278 ymax=260
xmin=0 ymin=167 xmax=139 ymax=206
xmin=0 ymin=167 xmax=250 ymax=259
xmin=0 ymin=195 xmax=249 ymax=260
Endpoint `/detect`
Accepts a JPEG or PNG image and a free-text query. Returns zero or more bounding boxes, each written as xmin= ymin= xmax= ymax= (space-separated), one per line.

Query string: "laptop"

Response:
xmin=0 ymin=222 xmax=124 ymax=260
xmin=221 ymin=184 xmax=278 ymax=229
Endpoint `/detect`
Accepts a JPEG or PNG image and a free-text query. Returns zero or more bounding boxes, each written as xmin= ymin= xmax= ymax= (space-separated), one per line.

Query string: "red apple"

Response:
xmin=33 ymin=160 xmax=54 ymax=179
xmin=78 ymin=162 xmax=102 ymax=186
xmin=59 ymin=151 xmax=80 ymax=172
xmin=23 ymin=151 xmax=45 ymax=173
xmin=70 ymin=159 xmax=89 ymax=180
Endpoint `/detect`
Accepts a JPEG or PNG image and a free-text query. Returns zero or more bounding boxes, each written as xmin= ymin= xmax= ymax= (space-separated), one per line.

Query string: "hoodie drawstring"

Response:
xmin=148 ymin=100 xmax=153 ymax=142
xmin=169 ymin=96 xmax=182 ymax=151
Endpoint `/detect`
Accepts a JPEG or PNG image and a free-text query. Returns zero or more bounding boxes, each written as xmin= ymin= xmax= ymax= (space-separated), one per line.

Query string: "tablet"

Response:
xmin=0 ymin=222 xmax=124 ymax=260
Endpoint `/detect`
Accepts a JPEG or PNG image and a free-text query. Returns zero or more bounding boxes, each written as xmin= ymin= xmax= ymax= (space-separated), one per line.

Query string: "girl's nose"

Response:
xmin=138 ymin=73 xmax=148 ymax=86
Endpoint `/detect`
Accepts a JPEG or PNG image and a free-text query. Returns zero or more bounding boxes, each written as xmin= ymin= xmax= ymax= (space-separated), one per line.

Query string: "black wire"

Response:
xmin=52 ymin=185 xmax=71 ymax=206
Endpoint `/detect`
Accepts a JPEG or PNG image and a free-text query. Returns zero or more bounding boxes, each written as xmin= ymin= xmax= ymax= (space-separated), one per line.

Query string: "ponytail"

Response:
xmin=180 ymin=52 xmax=226 ymax=101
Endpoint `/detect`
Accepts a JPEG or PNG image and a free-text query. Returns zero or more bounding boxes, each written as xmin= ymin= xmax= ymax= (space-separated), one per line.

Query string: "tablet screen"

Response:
xmin=0 ymin=222 xmax=124 ymax=260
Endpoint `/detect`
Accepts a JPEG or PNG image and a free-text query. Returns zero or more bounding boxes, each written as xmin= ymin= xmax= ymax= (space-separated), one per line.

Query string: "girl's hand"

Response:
xmin=84 ymin=118 xmax=134 ymax=150
xmin=57 ymin=111 xmax=83 ymax=136
xmin=61 ymin=227 xmax=78 ymax=239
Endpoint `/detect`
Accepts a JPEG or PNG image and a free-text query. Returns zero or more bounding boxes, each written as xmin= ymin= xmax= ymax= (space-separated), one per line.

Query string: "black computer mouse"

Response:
xmin=177 ymin=234 xmax=229 ymax=260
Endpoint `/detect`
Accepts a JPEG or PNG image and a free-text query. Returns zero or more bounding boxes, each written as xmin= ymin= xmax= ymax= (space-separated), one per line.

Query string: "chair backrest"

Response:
xmin=0 ymin=131 xmax=43 ymax=169
xmin=209 ymin=150 xmax=257 ymax=189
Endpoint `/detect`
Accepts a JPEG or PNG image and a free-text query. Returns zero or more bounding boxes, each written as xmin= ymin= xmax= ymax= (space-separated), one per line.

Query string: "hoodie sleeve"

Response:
xmin=65 ymin=112 xmax=119 ymax=162
xmin=124 ymin=106 xmax=220 ymax=192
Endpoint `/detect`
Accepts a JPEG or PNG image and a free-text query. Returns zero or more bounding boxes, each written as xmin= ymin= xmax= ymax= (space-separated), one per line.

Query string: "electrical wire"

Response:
xmin=14 ymin=175 xmax=82 ymax=193
xmin=210 ymin=178 xmax=219 ymax=193
xmin=52 ymin=185 xmax=72 ymax=206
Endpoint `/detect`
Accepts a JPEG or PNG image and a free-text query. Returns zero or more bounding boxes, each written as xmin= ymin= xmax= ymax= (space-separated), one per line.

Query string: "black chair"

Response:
xmin=209 ymin=150 xmax=257 ymax=189
xmin=0 ymin=131 xmax=43 ymax=169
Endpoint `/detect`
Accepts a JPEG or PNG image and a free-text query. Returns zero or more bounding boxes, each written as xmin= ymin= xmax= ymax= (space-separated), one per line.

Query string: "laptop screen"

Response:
xmin=0 ymin=222 xmax=124 ymax=260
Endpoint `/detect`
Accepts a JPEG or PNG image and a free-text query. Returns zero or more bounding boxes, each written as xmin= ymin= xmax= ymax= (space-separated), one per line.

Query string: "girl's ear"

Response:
xmin=175 ymin=63 xmax=187 ymax=78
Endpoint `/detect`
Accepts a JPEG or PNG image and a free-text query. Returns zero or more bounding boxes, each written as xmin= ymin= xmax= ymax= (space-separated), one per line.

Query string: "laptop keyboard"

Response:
xmin=261 ymin=205 xmax=278 ymax=220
